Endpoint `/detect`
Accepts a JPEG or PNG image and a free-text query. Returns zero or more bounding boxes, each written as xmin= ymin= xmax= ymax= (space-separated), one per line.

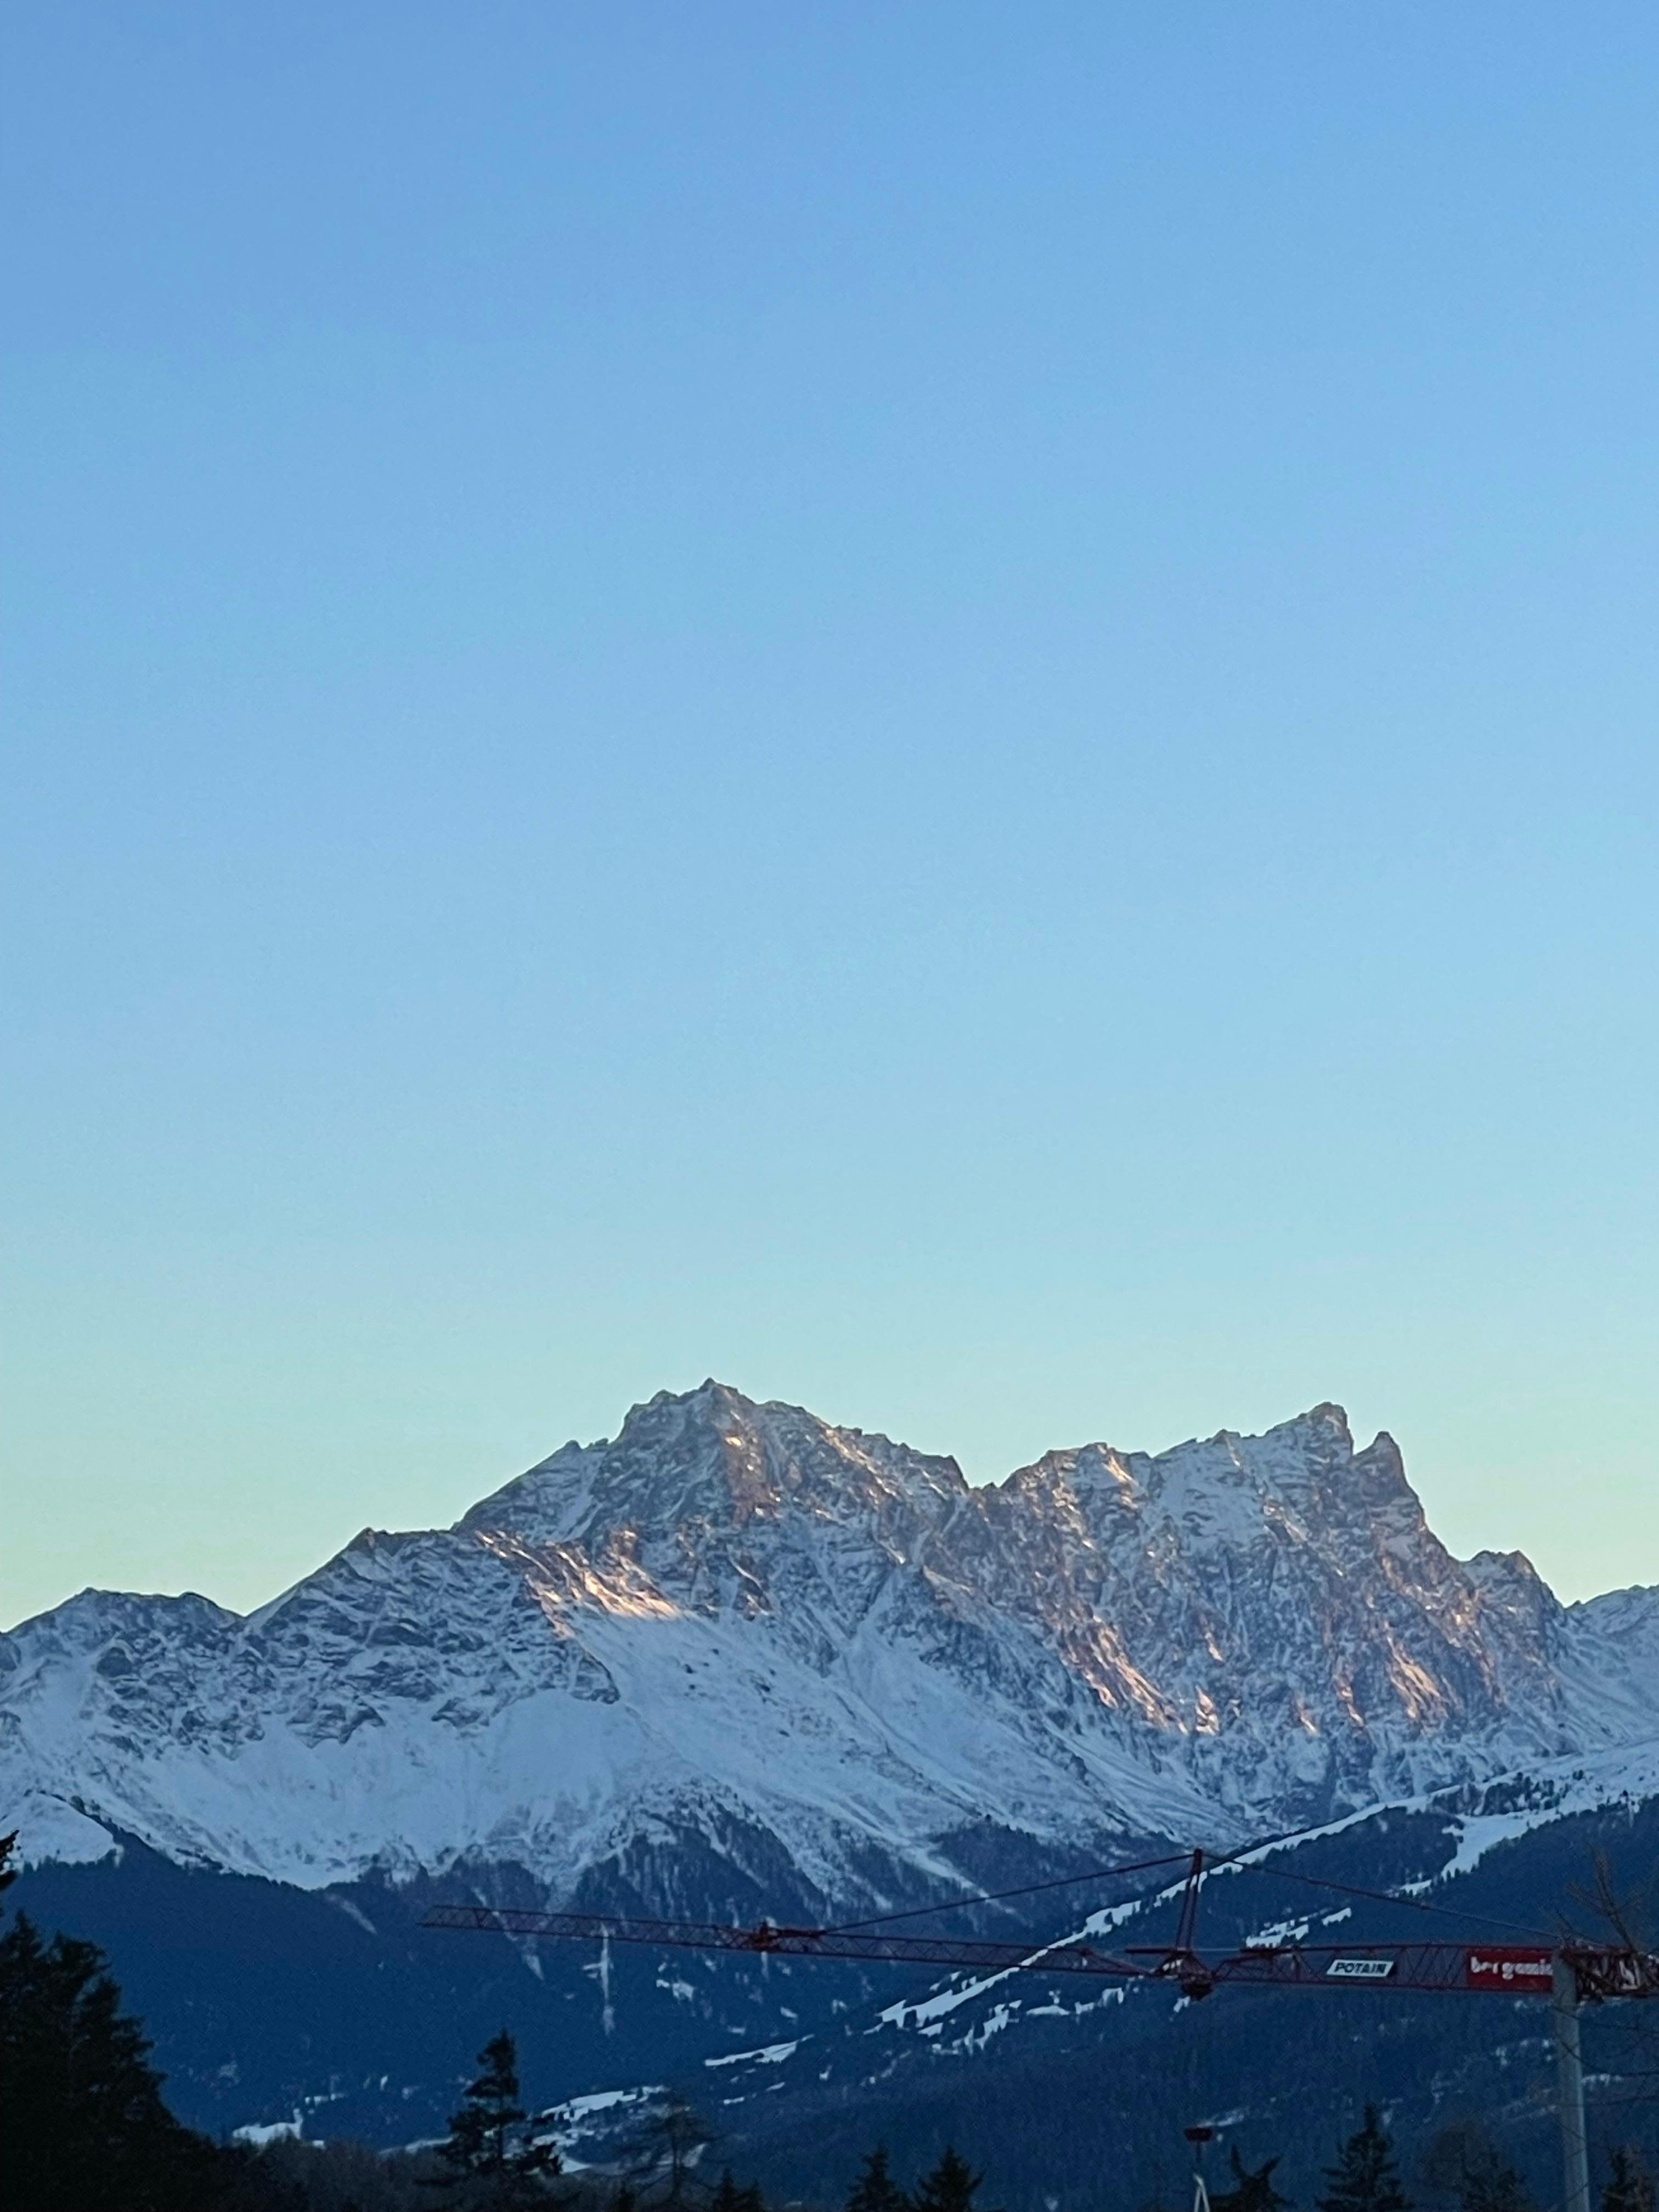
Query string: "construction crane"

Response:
xmin=425 ymin=1848 xmax=1659 ymax=2212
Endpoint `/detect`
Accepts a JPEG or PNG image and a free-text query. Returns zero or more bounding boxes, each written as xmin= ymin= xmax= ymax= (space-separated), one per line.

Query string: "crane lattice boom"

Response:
xmin=420 ymin=1902 xmax=1659 ymax=2004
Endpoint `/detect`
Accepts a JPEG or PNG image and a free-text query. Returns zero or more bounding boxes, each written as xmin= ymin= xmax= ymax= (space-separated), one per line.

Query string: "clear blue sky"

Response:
xmin=4 ymin=3 xmax=1656 ymax=1626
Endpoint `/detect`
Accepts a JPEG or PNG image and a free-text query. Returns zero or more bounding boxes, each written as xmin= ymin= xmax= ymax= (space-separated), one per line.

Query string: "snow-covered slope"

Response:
xmin=3 ymin=1383 xmax=1655 ymax=1899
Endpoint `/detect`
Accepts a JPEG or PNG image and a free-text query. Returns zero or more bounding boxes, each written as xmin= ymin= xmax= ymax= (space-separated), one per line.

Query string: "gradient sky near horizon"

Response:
xmin=4 ymin=3 xmax=1657 ymax=1628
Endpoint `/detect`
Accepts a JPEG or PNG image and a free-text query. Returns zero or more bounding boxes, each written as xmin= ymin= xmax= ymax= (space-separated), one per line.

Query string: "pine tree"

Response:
xmin=711 ymin=2170 xmax=766 ymax=2212
xmin=0 ymin=1910 xmax=249 ymax=2211
xmin=1319 ymin=2108 xmax=1410 ymax=2212
xmin=914 ymin=2147 xmax=992 ymax=2212
xmin=629 ymin=2095 xmax=715 ymax=2208
xmin=1457 ymin=2150 xmax=1532 ymax=2212
xmin=431 ymin=2029 xmax=560 ymax=2207
xmin=1605 ymin=2151 xmax=1657 ymax=2212
xmin=1214 ymin=2149 xmax=1294 ymax=2212
xmin=1421 ymin=2125 xmax=1532 ymax=2212
xmin=444 ymin=2031 xmax=528 ymax=2176
xmin=848 ymin=2146 xmax=911 ymax=2212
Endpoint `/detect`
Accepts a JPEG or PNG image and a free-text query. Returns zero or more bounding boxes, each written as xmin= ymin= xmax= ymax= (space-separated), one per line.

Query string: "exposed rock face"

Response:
xmin=2 ymin=1382 xmax=1652 ymax=1901
xmin=962 ymin=1408 xmax=1587 ymax=1816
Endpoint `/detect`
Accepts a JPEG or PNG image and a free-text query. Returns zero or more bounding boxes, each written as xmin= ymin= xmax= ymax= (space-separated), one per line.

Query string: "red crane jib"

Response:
xmin=420 ymin=1906 xmax=1659 ymax=2005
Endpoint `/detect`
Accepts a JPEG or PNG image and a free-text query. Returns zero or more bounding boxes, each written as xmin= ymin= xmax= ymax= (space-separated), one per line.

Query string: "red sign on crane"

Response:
xmin=1465 ymin=1948 xmax=1555 ymax=1991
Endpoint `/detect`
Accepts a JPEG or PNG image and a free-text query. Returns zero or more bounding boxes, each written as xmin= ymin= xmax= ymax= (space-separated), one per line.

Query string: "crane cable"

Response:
xmin=820 ymin=1813 xmax=1559 ymax=1945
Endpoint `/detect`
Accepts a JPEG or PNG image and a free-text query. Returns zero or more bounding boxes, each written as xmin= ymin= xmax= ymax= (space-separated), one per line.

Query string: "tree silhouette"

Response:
xmin=1319 ymin=2108 xmax=1411 ymax=2212
xmin=1214 ymin=2149 xmax=1294 ymax=2212
xmin=848 ymin=2146 xmax=911 ymax=2212
xmin=914 ymin=2147 xmax=993 ymax=2212
xmin=629 ymin=2095 xmax=716 ymax=2208
xmin=1449 ymin=2147 xmax=1532 ymax=2212
xmin=430 ymin=2030 xmax=560 ymax=2206
xmin=711 ymin=2170 xmax=767 ymax=2212
xmin=446 ymin=2032 xmax=527 ymax=2176
xmin=1605 ymin=2152 xmax=1656 ymax=2212
xmin=0 ymin=1910 xmax=245 ymax=2210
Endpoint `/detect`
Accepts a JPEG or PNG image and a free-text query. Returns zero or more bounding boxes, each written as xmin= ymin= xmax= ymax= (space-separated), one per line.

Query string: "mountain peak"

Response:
xmin=1296 ymin=1400 xmax=1353 ymax=1441
xmin=613 ymin=1375 xmax=759 ymax=1448
xmin=462 ymin=1380 xmax=967 ymax=1548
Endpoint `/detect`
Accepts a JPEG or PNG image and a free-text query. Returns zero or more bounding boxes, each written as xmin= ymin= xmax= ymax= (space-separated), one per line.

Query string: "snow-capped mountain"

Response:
xmin=3 ymin=1382 xmax=1656 ymax=1905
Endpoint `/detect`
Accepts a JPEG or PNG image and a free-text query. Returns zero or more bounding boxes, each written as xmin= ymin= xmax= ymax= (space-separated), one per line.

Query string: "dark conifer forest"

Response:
xmin=7 ymin=1825 xmax=1659 ymax=2212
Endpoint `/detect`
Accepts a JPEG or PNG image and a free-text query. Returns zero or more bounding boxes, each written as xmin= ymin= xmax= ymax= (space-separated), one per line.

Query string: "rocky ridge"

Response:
xmin=2 ymin=1382 xmax=1654 ymax=1903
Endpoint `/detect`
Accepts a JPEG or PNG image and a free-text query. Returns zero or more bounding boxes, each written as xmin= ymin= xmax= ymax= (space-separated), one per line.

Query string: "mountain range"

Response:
xmin=5 ymin=1381 xmax=1658 ymax=2188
